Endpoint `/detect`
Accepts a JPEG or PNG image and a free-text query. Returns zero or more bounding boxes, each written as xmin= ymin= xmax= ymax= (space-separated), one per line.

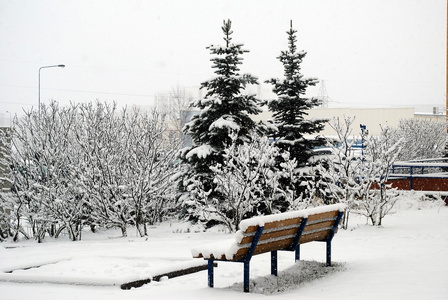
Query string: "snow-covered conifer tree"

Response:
xmin=264 ymin=22 xmax=327 ymax=210
xmin=178 ymin=19 xmax=261 ymax=225
xmin=266 ymin=22 xmax=327 ymax=167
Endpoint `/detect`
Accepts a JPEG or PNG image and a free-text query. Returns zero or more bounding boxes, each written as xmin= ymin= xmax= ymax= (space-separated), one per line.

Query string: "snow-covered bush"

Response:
xmin=0 ymin=101 xmax=181 ymax=241
xmin=73 ymin=103 xmax=180 ymax=237
xmin=390 ymin=118 xmax=445 ymax=161
xmin=73 ymin=102 xmax=133 ymax=237
xmin=0 ymin=102 xmax=83 ymax=242
xmin=119 ymin=108 xmax=180 ymax=235
xmin=355 ymin=126 xmax=403 ymax=226
xmin=201 ymin=133 xmax=289 ymax=232
xmin=313 ymin=117 xmax=403 ymax=227
xmin=312 ymin=116 xmax=364 ymax=228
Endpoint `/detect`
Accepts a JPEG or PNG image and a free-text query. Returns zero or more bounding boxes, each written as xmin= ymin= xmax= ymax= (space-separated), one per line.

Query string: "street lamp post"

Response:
xmin=38 ymin=64 xmax=65 ymax=122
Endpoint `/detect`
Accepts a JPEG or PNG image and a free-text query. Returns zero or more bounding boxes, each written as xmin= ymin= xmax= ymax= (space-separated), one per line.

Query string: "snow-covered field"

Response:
xmin=0 ymin=195 xmax=447 ymax=300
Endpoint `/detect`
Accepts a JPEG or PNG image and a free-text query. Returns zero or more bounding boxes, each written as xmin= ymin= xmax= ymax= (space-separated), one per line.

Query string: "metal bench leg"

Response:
xmin=295 ymin=244 xmax=300 ymax=262
xmin=243 ymin=261 xmax=250 ymax=293
xmin=326 ymin=210 xmax=343 ymax=267
xmin=208 ymin=259 xmax=214 ymax=287
xmin=326 ymin=240 xmax=331 ymax=266
xmin=271 ymin=250 xmax=278 ymax=276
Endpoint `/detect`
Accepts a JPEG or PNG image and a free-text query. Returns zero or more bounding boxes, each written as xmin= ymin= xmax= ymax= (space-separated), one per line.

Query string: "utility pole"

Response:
xmin=317 ymin=80 xmax=329 ymax=108
xmin=444 ymin=0 xmax=447 ymax=156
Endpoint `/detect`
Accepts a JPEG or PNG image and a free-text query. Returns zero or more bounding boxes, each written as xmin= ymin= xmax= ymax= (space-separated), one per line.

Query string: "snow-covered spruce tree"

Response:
xmin=266 ymin=23 xmax=326 ymax=166
xmin=265 ymin=22 xmax=327 ymax=206
xmin=178 ymin=19 xmax=261 ymax=226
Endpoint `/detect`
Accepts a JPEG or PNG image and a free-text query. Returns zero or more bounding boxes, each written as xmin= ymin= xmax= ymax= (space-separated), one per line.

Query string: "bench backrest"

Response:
xmin=231 ymin=206 xmax=344 ymax=261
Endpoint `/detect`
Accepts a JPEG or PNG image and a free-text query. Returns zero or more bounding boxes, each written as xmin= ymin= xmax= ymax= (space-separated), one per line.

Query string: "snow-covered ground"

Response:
xmin=0 ymin=195 xmax=447 ymax=300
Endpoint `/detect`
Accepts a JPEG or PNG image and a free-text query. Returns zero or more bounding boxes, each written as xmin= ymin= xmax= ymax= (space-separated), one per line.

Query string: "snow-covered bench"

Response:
xmin=192 ymin=204 xmax=345 ymax=292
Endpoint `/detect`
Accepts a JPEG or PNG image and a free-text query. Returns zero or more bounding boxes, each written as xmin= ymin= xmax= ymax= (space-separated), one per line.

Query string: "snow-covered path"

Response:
xmin=1 ymin=199 xmax=447 ymax=300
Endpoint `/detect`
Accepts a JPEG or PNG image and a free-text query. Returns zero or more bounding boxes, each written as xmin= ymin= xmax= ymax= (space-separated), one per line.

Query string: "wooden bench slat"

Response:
xmin=233 ymin=237 xmax=296 ymax=260
xmin=299 ymin=229 xmax=332 ymax=244
xmin=243 ymin=211 xmax=337 ymax=234
xmin=243 ymin=217 xmax=304 ymax=233
xmin=303 ymin=220 xmax=335 ymax=233
xmin=307 ymin=210 xmax=339 ymax=222
xmin=240 ymin=218 xmax=336 ymax=245
xmin=240 ymin=225 xmax=301 ymax=244
xmin=238 ymin=225 xmax=334 ymax=258
xmin=252 ymin=238 xmax=295 ymax=255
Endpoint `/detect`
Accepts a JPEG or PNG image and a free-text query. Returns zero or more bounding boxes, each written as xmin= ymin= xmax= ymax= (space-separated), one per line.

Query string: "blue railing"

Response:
xmin=390 ymin=158 xmax=448 ymax=190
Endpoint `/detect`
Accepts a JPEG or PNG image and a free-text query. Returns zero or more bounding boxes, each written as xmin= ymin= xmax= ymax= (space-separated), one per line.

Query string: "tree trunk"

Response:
xmin=55 ymin=224 xmax=66 ymax=238
xmin=136 ymin=222 xmax=147 ymax=237
xmin=120 ymin=225 xmax=127 ymax=237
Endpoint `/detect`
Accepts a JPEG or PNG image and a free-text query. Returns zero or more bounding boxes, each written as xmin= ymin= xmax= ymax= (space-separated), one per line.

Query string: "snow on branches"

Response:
xmin=0 ymin=101 xmax=180 ymax=241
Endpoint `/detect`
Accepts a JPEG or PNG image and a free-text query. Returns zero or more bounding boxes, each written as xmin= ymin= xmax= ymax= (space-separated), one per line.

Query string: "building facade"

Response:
xmin=252 ymin=107 xmax=427 ymax=137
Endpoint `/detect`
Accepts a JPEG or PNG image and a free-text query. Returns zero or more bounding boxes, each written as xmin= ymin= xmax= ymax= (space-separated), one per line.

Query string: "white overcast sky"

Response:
xmin=0 ymin=0 xmax=446 ymax=118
